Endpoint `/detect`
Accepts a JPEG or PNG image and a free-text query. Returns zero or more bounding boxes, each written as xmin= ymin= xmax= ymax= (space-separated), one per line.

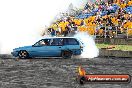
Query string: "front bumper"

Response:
xmin=11 ymin=51 xmax=18 ymax=57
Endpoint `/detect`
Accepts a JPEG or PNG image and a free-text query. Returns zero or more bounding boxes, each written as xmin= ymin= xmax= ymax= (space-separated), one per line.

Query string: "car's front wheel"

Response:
xmin=18 ymin=50 xmax=29 ymax=59
xmin=62 ymin=50 xmax=73 ymax=59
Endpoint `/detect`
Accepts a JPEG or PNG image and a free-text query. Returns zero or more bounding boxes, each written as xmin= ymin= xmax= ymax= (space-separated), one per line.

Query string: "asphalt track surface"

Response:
xmin=0 ymin=56 xmax=132 ymax=88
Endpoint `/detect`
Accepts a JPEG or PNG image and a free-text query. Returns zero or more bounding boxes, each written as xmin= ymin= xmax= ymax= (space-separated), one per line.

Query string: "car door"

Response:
xmin=47 ymin=38 xmax=63 ymax=57
xmin=29 ymin=39 xmax=51 ymax=57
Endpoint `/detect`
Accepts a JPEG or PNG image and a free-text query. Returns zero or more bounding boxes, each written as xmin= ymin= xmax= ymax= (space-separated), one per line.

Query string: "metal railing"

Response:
xmin=83 ymin=26 xmax=132 ymax=38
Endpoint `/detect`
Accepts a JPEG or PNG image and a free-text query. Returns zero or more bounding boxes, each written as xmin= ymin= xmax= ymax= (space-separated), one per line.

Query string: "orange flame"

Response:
xmin=78 ymin=66 xmax=86 ymax=76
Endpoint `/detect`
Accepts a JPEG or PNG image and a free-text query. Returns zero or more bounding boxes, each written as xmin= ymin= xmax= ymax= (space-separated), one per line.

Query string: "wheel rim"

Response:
xmin=19 ymin=51 xmax=27 ymax=59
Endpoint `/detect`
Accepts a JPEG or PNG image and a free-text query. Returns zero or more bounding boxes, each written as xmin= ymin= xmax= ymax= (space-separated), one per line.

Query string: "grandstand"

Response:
xmin=43 ymin=0 xmax=132 ymax=38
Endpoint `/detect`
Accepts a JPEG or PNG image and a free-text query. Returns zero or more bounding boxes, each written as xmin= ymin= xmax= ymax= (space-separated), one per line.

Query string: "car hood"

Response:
xmin=13 ymin=45 xmax=32 ymax=51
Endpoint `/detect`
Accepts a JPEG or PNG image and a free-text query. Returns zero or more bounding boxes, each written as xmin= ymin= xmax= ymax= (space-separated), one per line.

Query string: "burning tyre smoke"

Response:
xmin=74 ymin=32 xmax=99 ymax=58
xmin=0 ymin=0 xmax=87 ymax=54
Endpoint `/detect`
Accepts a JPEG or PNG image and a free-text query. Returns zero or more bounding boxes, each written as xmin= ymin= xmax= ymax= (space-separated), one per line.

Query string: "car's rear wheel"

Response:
xmin=62 ymin=50 xmax=72 ymax=59
xmin=18 ymin=50 xmax=29 ymax=59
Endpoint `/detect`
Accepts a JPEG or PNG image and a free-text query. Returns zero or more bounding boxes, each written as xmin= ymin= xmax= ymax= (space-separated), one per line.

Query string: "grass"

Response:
xmin=96 ymin=43 xmax=132 ymax=51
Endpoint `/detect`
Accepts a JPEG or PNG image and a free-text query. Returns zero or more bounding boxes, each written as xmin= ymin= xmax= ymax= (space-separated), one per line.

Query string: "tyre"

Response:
xmin=62 ymin=50 xmax=72 ymax=59
xmin=18 ymin=50 xmax=29 ymax=59
xmin=79 ymin=76 xmax=86 ymax=85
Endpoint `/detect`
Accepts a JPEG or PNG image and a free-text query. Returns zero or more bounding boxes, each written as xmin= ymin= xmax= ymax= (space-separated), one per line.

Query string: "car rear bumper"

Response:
xmin=73 ymin=49 xmax=82 ymax=55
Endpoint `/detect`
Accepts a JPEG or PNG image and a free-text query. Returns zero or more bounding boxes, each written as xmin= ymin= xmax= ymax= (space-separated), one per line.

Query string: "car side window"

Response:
xmin=64 ymin=38 xmax=79 ymax=45
xmin=34 ymin=39 xmax=50 ymax=46
xmin=50 ymin=38 xmax=63 ymax=46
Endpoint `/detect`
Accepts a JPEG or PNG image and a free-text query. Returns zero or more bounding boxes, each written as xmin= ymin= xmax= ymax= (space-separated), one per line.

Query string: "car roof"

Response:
xmin=43 ymin=37 xmax=76 ymax=39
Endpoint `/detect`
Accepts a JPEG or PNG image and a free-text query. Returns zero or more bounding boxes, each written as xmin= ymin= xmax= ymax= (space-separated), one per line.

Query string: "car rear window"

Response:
xmin=64 ymin=38 xmax=79 ymax=45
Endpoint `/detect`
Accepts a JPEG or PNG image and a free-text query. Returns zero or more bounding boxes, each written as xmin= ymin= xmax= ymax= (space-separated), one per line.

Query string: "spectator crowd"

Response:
xmin=43 ymin=0 xmax=132 ymax=38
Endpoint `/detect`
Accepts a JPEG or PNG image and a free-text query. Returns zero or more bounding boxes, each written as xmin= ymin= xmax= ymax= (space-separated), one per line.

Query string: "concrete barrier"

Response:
xmin=96 ymin=38 xmax=132 ymax=45
xmin=0 ymin=54 xmax=13 ymax=59
xmin=99 ymin=49 xmax=132 ymax=58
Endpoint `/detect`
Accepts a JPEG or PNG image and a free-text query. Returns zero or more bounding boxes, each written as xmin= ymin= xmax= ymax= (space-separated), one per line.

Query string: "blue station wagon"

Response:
xmin=11 ymin=37 xmax=83 ymax=59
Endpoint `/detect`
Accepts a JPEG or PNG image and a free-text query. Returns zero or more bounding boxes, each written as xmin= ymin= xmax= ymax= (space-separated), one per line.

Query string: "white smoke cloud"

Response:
xmin=0 ymin=0 xmax=87 ymax=54
xmin=74 ymin=32 xmax=99 ymax=58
